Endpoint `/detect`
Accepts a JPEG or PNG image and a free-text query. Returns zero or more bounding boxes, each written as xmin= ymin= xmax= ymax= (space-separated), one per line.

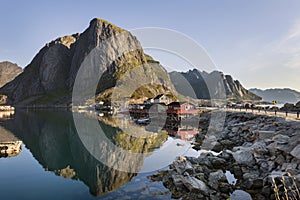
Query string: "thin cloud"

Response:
xmin=245 ymin=19 xmax=300 ymax=71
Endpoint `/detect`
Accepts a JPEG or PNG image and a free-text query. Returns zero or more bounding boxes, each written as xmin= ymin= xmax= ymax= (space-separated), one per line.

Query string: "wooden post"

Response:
xmin=297 ymin=112 xmax=299 ymax=119
xmin=286 ymin=111 xmax=288 ymax=117
xmin=275 ymin=110 xmax=277 ymax=116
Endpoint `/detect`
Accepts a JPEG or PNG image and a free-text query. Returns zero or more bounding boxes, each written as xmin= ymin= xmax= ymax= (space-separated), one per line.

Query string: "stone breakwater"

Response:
xmin=150 ymin=111 xmax=300 ymax=200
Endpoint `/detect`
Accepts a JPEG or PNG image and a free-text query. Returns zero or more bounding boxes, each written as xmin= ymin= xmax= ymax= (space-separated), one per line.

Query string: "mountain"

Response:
xmin=0 ymin=18 xmax=175 ymax=106
xmin=0 ymin=61 xmax=22 ymax=88
xmin=0 ymin=61 xmax=22 ymax=104
xmin=169 ymin=69 xmax=261 ymax=101
xmin=249 ymin=88 xmax=300 ymax=104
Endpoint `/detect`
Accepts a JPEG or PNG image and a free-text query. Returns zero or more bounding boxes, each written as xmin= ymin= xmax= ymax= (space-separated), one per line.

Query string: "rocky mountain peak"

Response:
xmin=169 ymin=69 xmax=261 ymax=101
xmin=0 ymin=19 xmax=175 ymax=106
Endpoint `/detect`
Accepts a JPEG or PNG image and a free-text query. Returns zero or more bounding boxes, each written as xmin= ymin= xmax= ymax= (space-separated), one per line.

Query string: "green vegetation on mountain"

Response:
xmin=0 ymin=18 xmax=176 ymax=106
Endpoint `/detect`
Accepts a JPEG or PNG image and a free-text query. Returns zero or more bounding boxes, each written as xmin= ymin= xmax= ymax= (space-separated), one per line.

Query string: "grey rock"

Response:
xmin=272 ymin=134 xmax=290 ymax=145
xmin=275 ymin=154 xmax=285 ymax=165
xmin=258 ymin=130 xmax=276 ymax=140
xmin=251 ymin=142 xmax=268 ymax=155
xmin=201 ymin=135 xmax=218 ymax=150
xmin=211 ymin=141 xmax=223 ymax=152
xmin=269 ymin=171 xmax=286 ymax=179
xmin=232 ymin=148 xmax=255 ymax=166
xmin=171 ymin=174 xmax=184 ymax=188
xmin=181 ymin=176 xmax=209 ymax=195
xmin=230 ymin=190 xmax=252 ymax=200
xmin=209 ymin=157 xmax=227 ymax=168
xmin=173 ymin=160 xmax=195 ymax=175
xmin=232 ymin=127 xmax=239 ymax=133
xmin=291 ymin=144 xmax=300 ymax=159
xmin=232 ymin=165 xmax=243 ymax=179
xmin=241 ymin=125 xmax=250 ymax=132
xmin=208 ymin=170 xmax=227 ymax=190
xmin=281 ymin=163 xmax=298 ymax=171
xmin=268 ymin=161 xmax=276 ymax=171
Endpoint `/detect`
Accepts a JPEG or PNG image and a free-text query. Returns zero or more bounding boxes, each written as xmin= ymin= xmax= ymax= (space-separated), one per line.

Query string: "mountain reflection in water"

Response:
xmin=0 ymin=110 xmax=168 ymax=197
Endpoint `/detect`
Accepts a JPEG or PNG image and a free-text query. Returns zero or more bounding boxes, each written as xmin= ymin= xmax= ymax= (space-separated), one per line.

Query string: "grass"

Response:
xmin=92 ymin=18 xmax=125 ymax=33
xmin=271 ymin=173 xmax=300 ymax=200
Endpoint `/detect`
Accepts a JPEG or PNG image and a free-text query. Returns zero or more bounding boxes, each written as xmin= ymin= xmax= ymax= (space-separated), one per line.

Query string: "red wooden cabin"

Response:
xmin=166 ymin=102 xmax=198 ymax=115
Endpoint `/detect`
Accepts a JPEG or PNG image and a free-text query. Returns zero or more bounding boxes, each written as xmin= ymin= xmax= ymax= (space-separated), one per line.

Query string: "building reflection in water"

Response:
xmin=0 ymin=124 xmax=22 ymax=158
xmin=165 ymin=124 xmax=198 ymax=141
xmin=0 ymin=110 xmax=14 ymax=119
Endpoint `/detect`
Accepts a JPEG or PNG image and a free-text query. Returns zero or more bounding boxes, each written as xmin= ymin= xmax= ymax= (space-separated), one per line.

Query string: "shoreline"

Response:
xmin=151 ymin=111 xmax=300 ymax=200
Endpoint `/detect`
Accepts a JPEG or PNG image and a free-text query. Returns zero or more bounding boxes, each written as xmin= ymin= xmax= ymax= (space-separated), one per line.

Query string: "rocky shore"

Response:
xmin=151 ymin=111 xmax=300 ymax=200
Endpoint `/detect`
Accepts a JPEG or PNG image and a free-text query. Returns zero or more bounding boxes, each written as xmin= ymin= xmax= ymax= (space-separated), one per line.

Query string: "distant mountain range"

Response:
xmin=170 ymin=69 xmax=261 ymax=101
xmin=249 ymin=88 xmax=300 ymax=104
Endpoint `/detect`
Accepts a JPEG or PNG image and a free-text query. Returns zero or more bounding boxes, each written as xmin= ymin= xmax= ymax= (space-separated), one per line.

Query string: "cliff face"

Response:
xmin=0 ymin=18 xmax=175 ymax=105
xmin=0 ymin=61 xmax=22 ymax=88
xmin=170 ymin=69 xmax=261 ymax=101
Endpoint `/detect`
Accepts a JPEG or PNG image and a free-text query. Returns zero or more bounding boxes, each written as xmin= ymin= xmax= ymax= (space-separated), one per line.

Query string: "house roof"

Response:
xmin=167 ymin=102 xmax=195 ymax=106
xmin=167 ymin=102 xmax=181 ymax=106
xmin=154 ymin=94 xmax=164 ymax=100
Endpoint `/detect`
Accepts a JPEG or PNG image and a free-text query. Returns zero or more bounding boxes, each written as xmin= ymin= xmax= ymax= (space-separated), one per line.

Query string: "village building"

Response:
xmin=153 ymin=94 xmax=171 ymax=104
xmin=144 ymin=94 xmax=171 ymax=105
xmin=144 ymin=98 xmax=154 ymax=104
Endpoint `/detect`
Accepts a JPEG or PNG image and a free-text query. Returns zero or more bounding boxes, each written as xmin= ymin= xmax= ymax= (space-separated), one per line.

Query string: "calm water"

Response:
xmin=0 ymin=110 xmax=199 ymax=200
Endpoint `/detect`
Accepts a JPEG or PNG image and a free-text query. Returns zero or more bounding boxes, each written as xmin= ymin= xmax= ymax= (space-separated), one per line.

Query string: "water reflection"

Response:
xmin=165 ymin=125 xmax=198 ymax=141
xmin=1 ymin=110 xmax=167 ymax=197
xmin=0 ymin=110 xmax=14 ymax=119
xmin=0 ymin=124 xmax=22 ymax=158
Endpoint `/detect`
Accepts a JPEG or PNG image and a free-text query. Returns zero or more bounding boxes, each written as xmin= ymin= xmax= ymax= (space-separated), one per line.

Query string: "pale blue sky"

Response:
xmin=1 ymin=0 xmax=300 ymax=90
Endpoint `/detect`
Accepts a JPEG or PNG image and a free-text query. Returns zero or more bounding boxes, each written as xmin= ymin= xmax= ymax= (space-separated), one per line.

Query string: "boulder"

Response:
xmin=251 ymin=142 xmax=268 ymax=155
xmin=171 ymin=174 xmax=184 ymax=188
xmin=258 ymin=130 xmax=276 ymax=140
xmin=291 ymin=144 xmax=300 ymax=159
xmin=272 ymin=134 xmax=290 ymax=144
xmin=232 ymin=148 xmax=255 ymax=166
xmin=275 ymin=154 xmax=286 ymax=165
xmin=211 ymin=141 xmax=223 ymax=152
xmin=208 ymin=170 xmax=227 ymax=190
xmin=209 ymin=157 xmax=227 ymax=168
xmin=230 ymin=190 xmax=252 ymax=200
xmin=181 ymin=176 xmax=209 ymax=195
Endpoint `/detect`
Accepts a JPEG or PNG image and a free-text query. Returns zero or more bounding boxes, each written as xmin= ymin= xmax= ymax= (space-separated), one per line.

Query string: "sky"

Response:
xmin=1 ymin=0 xmax=300 ymax=90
